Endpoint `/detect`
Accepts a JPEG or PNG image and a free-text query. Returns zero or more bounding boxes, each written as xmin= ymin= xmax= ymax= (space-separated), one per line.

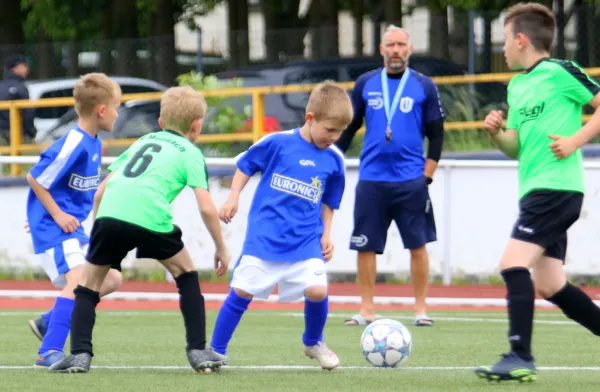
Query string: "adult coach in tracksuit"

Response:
xmin=0 ymin=55 xmax=36 ymax=144
xmin=335 ymin=25 xmax=446 ymax=327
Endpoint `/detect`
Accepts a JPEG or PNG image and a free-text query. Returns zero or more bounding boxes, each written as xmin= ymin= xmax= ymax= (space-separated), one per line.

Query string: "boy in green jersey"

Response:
xmin=49 ymin=86 xmax=230 ymax=374
xmin=475 ymin=2 xmax=600 ymax=383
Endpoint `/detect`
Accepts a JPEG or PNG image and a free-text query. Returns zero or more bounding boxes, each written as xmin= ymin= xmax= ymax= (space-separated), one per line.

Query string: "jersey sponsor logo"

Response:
xmin=518 ymin=102 xmax=545 ymax=125
xmin=400 ymin=97 xmax=414 ymax=113
xmin=350 ymin=234 xmax=369 ymax=247
xmin=367 ymin=92 xmax=384 ymax=110
xmin=299 ymin=159 xmax=315 ymax=166
xmin=68 ymin=173 xmax=100 ymax=191
xmin=270 ymin=173 xmax=323 ymax=203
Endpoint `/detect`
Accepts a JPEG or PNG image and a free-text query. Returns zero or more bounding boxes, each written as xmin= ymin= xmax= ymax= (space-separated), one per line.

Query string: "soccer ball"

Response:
xmin=360 ymin=319 xmax=412 ymax=368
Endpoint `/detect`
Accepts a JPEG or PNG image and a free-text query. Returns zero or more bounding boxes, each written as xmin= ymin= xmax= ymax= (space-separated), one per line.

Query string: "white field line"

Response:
xmin=0 ymin=364 xmax=599 ymax=371
xmin=0 ymin=289 xmax=585 ymax=308
xmin=0 ymin=310 xmax=576 ymax=326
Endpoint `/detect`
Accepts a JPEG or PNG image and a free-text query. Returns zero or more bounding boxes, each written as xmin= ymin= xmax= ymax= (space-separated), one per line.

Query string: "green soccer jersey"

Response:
xmin=506 ymin=58 xmax=600 ymax=199
xmin=96 ymin=130 xmax=208 ymax=233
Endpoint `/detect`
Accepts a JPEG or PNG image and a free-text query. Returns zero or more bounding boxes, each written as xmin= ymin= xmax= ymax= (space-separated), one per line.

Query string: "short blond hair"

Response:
xmin=160 ymin=86 xmax=207 ymax=133
xmin=306 ymin=81 xmax=353 ymax=125
xmin=73 ymin=73 xmax=121 ymax=116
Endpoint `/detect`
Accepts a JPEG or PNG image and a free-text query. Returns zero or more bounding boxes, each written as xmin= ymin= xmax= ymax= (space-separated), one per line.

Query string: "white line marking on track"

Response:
xmin=0 ymin=365 xmax=599 ymax=371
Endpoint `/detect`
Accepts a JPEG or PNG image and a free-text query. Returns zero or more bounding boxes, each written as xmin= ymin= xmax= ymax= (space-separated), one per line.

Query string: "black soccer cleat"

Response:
xmin=48 ymin=353 xmax=92 ymax=374
xmin=475 ymin=352 xmax=537 ymax=382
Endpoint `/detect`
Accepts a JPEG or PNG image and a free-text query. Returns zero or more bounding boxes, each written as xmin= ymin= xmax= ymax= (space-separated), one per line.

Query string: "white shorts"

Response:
xmin=38 ymin=238 xmax=89 ymax=288
xmin=230 ymin=255 xmax=328 ymax=303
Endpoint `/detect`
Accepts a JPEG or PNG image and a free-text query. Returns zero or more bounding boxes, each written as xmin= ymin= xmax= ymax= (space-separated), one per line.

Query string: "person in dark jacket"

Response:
xmin=0 ymin=55 xmax=36 ymax=145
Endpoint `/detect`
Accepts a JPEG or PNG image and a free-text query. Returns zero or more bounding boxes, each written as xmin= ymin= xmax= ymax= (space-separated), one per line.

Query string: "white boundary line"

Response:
xmin=0 ymin=289 xmax=587 ymax=307
xmin=0 ymin=310 xmax=577 ymax=326
xmin=0 ymin=364 xmax=599 ymax=371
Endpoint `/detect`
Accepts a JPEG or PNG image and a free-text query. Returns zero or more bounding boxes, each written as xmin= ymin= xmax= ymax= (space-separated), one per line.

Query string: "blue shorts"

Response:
xmin=350 ymin=177 xmax=437 ymax=253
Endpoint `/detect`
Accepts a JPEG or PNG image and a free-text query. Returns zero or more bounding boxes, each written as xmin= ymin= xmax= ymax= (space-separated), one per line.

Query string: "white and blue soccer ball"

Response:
xmin=360 ymin=319 xmax=412 ymax=368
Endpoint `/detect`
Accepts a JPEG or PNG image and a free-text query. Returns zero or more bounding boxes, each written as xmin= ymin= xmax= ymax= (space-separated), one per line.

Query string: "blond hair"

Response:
xmin=160 ymin=86 xmax=207 ymax=133
xmin=505 ymin=2 xmax=556 ymax=52
xmin=306 ymin=81 xmax=353 ymax=125
xmin=73 ymin=73 xmax=121 ymax=116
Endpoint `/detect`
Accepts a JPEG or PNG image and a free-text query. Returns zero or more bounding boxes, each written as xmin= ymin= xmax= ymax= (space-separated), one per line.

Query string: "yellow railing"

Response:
xmin=2 ymin=67 xmax=600 ymax=176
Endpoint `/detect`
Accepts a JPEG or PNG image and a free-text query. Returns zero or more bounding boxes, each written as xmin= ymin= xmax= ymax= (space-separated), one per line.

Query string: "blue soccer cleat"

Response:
xmin=35 ymin=350 xmax=65 ymax=368
xmin=28 ymin=316 xmax=48 ymax=341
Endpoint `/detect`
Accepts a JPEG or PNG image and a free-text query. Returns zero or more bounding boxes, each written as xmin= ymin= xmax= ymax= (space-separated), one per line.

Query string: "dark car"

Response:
xmin=40 ymin=98 xmax=281 ymax=157
xmin=217 ymin=56 xmax=508 ymax=127
xmin=40 ymin=100 xmax=163 ymax=156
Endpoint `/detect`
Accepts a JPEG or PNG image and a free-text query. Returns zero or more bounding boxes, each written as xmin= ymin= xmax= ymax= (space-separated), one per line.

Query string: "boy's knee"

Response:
xmin=535 ymin=280 xmax=563 ymax=299
xmin=102 ymin=269 xmax=123 ymax=296
xmin=161 ymin=248 xmax=195 ymax=278
xmin=305 ymin=286 xmax=328 ymax=302
xmin=233 ymin=287 xmax=253 ymax=299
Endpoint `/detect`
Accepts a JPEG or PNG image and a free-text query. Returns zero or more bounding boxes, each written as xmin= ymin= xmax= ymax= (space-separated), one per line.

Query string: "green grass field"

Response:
xmin=1 ymin=309 xmax=599 ymax=391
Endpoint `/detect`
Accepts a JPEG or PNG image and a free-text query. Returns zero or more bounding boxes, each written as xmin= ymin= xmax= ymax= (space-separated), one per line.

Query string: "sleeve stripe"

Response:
xmin=556 ymin=60 xmax=600 ymax=95
xmin=36 ymin=130 xmax=83 ymax=188
xmin=234 ymin=130 xmax=294 ymax=163
xmin=328 ymin=144 xmax=346 ymax=174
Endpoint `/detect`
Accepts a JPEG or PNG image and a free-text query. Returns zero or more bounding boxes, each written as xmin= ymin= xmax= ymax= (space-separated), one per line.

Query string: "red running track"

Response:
xmin=2 ymin=280 xmax=598 ymax=312
xmin=3 ymin=280 xmax=600 ymax=298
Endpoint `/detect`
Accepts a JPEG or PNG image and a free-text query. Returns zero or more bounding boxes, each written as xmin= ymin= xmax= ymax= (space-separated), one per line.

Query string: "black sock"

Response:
xmin=501 ymin=267 xmax=535 ymax=361
xmin=547 ymin=283 xmax=600 ymax=336
xmin=70 ymin=285 xmax=100 ymax=356
xmin=175 ymin=271 xmax=206 ymax=351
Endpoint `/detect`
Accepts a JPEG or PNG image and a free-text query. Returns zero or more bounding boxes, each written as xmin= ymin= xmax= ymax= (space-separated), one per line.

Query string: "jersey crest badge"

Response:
xmin=400 ymin=97 xmax=414 ymax=113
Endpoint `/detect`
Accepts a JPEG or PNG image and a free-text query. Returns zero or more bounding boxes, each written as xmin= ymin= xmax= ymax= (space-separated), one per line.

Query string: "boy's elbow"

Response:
xmin=26 ymin=173 xmax=37 ymax=187
xmin=93 ymin=192 xmax=103 ymax=205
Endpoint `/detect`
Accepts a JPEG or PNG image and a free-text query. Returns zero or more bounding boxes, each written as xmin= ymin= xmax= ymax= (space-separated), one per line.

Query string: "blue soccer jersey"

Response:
xmin=236 ymin=129 xmax=346 ymax=262
xmin=26 ymin=126 xmax=103 ymax=254
xmin=350 ymin=68 xmax=445 ymax=182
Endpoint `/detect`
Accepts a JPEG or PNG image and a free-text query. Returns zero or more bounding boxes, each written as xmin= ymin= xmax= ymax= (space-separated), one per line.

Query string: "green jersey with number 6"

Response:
xmin=506 ymin=58 xmax=600 ymax=199
xmin=96 ymin=130 xmax=208 ymax=233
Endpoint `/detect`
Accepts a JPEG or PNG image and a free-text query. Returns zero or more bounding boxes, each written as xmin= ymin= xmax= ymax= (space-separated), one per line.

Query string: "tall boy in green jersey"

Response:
xmin=475 ymin=3 xmax=600 ymax=382
xmin=49 ymin=86 xmax=230 ymax=374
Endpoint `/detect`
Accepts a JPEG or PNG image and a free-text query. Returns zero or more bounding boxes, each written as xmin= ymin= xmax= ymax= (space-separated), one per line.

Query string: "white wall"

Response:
xmin=2 ymin=159 xmax=600 ymax=283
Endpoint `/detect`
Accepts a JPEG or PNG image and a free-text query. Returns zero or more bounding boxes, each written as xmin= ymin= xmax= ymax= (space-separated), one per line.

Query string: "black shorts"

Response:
xmin=350 ymin=177 xmax=437 ymax=253
xmin=511 ymin=190 xmax=583 ymax=262
xmin=86 ymin=217 xmax=185 ymax=271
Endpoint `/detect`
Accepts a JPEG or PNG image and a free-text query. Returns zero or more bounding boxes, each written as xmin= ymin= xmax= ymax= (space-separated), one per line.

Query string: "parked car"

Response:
xmin=40 ymin=98 xmax=281 ymax=157
xmin=27 ymin=76 xmax=168 ymax=142
xmin=217 ymin=56 xmax=508 ymax=128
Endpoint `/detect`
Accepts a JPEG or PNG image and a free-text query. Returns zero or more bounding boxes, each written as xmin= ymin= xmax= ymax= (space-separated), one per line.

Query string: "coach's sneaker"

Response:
xmin=475 ymin=352 xmax=537 ymax=382
xmin=34 ymin=350 xmax=64 ymax=368
xmin=187 ymin=348 xmax=228 ymax=372
xmin=304 ymin=341 xmax=340 ymax=370
xmin=28 ymin=316 xmax=48 ymax=341
xmin=48 ymin=353 xmax=92 ymax=373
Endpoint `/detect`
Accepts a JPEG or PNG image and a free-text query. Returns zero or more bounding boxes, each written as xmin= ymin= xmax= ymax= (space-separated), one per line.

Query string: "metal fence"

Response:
xmin=2 ymin=69 xmax=600 ymax=177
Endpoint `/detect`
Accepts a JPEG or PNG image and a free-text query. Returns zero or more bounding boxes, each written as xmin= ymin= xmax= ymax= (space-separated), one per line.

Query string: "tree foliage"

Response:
xmin=21 ymin=0 xmax=104 ymax=41
xmin=20 ymin=0 xmax=224 ymax=42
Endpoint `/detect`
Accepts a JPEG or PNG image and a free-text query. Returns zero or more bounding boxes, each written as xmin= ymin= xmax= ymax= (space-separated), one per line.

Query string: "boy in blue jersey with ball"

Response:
xmin=26 ymin=73 xmax=124 ymax=367
xmin=210 ymin=81 xmax=353 ymax=370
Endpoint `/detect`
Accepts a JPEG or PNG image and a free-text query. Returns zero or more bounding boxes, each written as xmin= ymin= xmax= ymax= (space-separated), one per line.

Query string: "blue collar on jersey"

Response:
xmin=294 ymin=127 xmax=323 ymax=151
